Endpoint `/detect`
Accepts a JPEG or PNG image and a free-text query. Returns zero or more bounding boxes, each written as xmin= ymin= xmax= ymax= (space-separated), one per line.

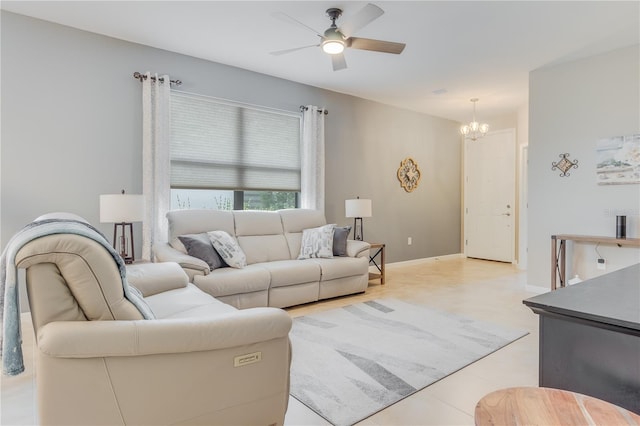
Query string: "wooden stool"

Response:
xmin=475 ymin=387 xmax=640 ymax=425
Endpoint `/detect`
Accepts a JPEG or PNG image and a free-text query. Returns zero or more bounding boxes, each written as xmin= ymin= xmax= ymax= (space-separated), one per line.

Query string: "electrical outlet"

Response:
xmin=597 ymin=258 xmax=606 ymax=270
xmin=407 ymin=237 xmax=412 ymax=245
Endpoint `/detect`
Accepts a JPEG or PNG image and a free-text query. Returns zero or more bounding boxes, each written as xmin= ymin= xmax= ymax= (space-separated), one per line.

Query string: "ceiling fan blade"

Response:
xmin=348 ymin=37 xmax=406 ymax=54
xmin=339 ymin=3 xmax=384 ymax=38
xmin=331 ymin=52 xmax=347 ymax=71
xmin=271 ymin=11 xmax=323 ymax=38
xmin=270 ymin=44 xmax=319 ymax=56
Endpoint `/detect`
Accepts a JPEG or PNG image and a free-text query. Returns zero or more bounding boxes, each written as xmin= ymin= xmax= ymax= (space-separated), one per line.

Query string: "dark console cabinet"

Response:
xmin=524 ymin=264 xmax=640 ymax=414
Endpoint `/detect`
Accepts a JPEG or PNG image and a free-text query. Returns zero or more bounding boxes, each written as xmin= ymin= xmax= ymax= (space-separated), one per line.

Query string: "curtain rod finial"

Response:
xmin=300 ymin=105 xmax=328 ymax=115
xmin=133 ymin=71 xmax=181 ymax=86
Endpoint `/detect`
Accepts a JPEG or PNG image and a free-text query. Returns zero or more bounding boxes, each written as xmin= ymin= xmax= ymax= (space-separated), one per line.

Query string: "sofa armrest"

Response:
xmin=37 ymin=307 xmax=291 ymax=358
xmin=126 ymin=262 xmax=189 ymax=297
xmin=153 ymin=243 xmax=209 ymax=280
xmin=346 ymin=240 xmax=371 ymax=258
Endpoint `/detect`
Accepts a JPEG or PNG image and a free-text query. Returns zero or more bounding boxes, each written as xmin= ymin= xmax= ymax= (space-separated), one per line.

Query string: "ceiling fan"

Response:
xmin=270 ymin=3 xmax=406 ymax=71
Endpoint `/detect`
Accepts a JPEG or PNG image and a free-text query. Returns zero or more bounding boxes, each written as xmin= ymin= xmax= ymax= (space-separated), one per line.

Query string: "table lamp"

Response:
xmin=100 ymin=190 xmax=144 ymax=264
xmin=345 ymin=197 xmax=372 ymax=241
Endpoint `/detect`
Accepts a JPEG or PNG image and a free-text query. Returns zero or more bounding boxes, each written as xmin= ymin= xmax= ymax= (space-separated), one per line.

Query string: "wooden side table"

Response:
xmin=368 ymin=243 xmax=385 ymax=285
xmin=551 ymin=234 xmax=640 ymax=290
xmin=475 ymin=387 xmax=640 ymax=426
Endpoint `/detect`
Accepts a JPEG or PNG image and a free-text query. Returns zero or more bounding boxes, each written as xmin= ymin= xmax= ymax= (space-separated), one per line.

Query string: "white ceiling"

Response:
xmin=2 ymin=1 xmax=639 ymax=123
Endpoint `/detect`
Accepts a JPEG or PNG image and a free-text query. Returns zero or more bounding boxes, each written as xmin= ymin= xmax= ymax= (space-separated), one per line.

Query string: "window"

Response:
xmin=169 ymin=188 xmax=299 ymax=211
xmin=170 ymin=92 xmax=301 ymax=210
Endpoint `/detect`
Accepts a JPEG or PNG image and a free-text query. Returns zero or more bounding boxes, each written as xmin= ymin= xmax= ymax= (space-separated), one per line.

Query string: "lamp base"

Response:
xmin=353 ymin=217 xmax=364 ymax=241
xmin=113 ymin=222 xmax=135 ymax=264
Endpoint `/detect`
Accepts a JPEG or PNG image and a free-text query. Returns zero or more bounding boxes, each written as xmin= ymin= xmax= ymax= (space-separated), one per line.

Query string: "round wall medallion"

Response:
xmin=397 ymin=157 xmax=421 ymax=192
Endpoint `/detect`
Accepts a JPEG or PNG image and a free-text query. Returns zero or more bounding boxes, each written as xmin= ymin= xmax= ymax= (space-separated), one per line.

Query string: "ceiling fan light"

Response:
xmin=322 ymin=39 xmax=345 ymax=54
xmin=322 ymin=26 xmax=345 ymax=54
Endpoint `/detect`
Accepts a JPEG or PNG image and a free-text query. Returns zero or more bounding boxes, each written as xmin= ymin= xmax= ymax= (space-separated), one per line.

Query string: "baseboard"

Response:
xmin=386 ymin=253 xmax=464 ymax=269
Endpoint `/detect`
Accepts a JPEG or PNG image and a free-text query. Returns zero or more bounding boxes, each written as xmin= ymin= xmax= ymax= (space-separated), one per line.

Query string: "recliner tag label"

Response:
xmin=234 ymin=351 xmax=262 ymax=367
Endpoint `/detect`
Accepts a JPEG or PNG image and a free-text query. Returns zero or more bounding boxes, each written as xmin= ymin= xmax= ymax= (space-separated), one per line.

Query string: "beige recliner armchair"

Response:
xmin=14 ymin=229 xmax=292 ymax=425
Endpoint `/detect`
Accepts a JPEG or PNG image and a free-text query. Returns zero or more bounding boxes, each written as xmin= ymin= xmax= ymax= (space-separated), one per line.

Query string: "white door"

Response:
xmin=518 ymin=145 xmax=528 ymax=269
xmin=464 ymin=128 xmax=516 ymax=262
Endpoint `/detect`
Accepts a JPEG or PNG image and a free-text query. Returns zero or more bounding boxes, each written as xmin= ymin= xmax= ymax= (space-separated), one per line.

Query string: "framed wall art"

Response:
xmin=596 ymin=134 xmax=640 ymax=185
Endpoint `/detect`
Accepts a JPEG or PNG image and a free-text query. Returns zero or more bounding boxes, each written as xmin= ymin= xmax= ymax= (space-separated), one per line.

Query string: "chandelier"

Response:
xmin=460 ymin=98 xmax=489 ymax=141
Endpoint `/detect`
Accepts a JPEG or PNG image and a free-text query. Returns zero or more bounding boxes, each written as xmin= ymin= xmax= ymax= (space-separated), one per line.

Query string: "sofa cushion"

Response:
xmin=178 ymin=233 xmax=227 ymax=270
xmin=311 ymin=256 xmax=369 ymax=281
xmin=234 ymin=211 xmax=291 ymax=263
xmin=234 ymin=210 xmax=284 ymax=236
xmin=333 ymin=225 xmax=352 ymax=256
xmin=238 ymin=235 xmax=291 ymax=264
xmin=260 ymin=260 xmax=321 ymax=288
xmin=208 ymin=231 xmax=247 ymax=269
xmin=193 ymin=264 xmax=271 ymax=298
xmin=279 ymin=209 xmax=326 ymax=233
xmin=144 ymin=283 xmax=236 ymax=319
xmin=298 ymin=224 xmax=336 ymax=259
xmin=283 ymin=232 xmax=303 ymax=261
xmin=280 ymin=209 xmax=327 ymax=259
xmin=167 ymin=209 xmax=234 ymax=249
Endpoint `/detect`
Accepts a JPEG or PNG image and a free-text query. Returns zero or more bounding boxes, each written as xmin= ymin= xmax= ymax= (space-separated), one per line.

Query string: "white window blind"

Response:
xmin=170 ymin=92 xmax=301 ymax=191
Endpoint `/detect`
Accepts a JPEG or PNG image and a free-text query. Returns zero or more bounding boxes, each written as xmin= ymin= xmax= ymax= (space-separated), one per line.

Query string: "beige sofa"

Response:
xmin=14 ymin=229 xmax=292 ymax=425
xmin=155 ymin=209 xmax=371 ymax=309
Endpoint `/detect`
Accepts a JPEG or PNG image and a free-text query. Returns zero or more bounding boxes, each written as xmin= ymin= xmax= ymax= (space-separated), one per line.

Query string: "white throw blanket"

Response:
xmin=0 ymin=218 xmax=154 ymax=376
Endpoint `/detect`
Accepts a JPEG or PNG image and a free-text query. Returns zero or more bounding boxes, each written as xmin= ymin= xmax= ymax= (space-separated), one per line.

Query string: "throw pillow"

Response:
xmin=298 ymin=224 xmax=336 ymax=259
xmin=178 ymin=233 xmax=227 ymax=270
xmin=332 ymin=225 xmax=352 ymax=256
xmin=207 ymin=230 xmax=247 ymax=269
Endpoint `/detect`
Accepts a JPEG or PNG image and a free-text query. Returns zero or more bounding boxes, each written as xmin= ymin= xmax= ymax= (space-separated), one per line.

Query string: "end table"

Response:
xmin=368 ymin=243 xmax=385 ymax=285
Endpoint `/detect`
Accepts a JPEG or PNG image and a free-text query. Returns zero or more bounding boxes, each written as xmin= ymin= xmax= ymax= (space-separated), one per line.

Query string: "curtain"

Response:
xmin=141 ymin=72 xmax=171 ymax=261
xmin=301 ymin=105 xmax=325 ymax=211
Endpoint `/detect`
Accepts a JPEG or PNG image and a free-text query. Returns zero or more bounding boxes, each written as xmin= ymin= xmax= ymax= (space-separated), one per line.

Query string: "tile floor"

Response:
xmin=1 ymin=256 xmax=540 ymax=425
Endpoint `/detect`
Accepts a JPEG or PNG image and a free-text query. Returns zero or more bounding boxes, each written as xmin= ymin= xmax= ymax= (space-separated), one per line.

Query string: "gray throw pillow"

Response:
xmin=333 ymin=225 xmax=352 ymax=256
xmin=178 ymin=233 xmax=226 ymax=270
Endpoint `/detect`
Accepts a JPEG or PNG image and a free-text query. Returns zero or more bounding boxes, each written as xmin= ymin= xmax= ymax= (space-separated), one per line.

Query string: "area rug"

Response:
xmin=289 ymin=298 xmax=528 ymax=426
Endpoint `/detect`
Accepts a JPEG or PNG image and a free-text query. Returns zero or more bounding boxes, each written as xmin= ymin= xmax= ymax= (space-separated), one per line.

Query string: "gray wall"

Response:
xmin=1 ymin=11 xmax=462 ymax=264
xmin=528 ymin=45 xmax=640 ymax=290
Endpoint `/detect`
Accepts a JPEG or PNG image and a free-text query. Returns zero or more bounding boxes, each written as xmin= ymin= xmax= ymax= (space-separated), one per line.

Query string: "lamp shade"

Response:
xmin=345 ymin=198 xmax=372 ymax=218
xmin=99 ymin=194 xmax=144 ymax=223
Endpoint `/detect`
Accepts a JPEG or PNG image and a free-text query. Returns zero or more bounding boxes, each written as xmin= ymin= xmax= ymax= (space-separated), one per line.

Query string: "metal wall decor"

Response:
xmin=552 ymin=153 xmax=578 ymax=177
xmin=397 ymin=157 xmax=421 ymax=192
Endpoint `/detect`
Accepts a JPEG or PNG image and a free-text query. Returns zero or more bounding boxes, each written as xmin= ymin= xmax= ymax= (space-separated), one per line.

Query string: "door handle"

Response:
xmin=502 ymin=212 xmax=511 ymax=216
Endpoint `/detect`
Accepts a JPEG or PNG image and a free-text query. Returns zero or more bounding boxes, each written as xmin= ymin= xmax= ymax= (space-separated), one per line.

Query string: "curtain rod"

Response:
xmin=300 ymin=105 xmax=329 ymax=115
xmin=133 ymin=71 xmax=182 ymax=86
